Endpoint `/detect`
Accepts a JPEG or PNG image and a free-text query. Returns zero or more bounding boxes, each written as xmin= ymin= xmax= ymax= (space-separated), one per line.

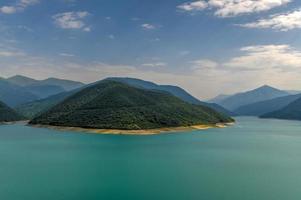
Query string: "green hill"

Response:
xmin=260 ymin=97 xmax=301 ymax=120
xmin=30 ymin=81 xmax=233 ymax=130
xmin=0 ymin=101 xmax=24 ymax=122
xmin=107 ymin=77 xmax=233 ymax=116
xmin=16 ymin=91 xmax=74 ymax=119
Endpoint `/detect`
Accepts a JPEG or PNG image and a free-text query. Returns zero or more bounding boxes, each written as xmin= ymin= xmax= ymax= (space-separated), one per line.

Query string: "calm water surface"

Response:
xmin=0 ymin=117 xmax=301 ymax=200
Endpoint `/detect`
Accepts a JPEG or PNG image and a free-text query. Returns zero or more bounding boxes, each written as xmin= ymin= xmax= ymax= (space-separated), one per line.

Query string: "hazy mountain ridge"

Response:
xmin=234 ymin=93 xmax=301 ymax=116
xmin=213 ymin=85 xmax=289 ymax=111
xmin=261 ymin=97 xmax=301 ymax=120
xmin=30 ymin=80 xmax=233 ymax=130
xmin=0 ymin=75 xmax=85 ymax=107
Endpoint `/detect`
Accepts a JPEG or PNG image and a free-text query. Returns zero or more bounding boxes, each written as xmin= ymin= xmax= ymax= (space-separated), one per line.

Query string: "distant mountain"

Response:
xmin=234 ymin=94 xmax=301 ymax=116
xmin=5 ymin=75 xmax=84 ymax=100
xmin=7 ymin=75 xmax=84 ymax=91
xmin=23 ymin=85 xmax=65 ymax=99
xmin=107 ymin=77 xmax=233 ymax=116
xmin=261 ymin=97 xmax=301 ymax=120
xmin=7 ymin=75 xmax=38 ymax=86
xmin=0 ymin=101 xmax=24 ymax=122
xmin=16 ymin=91 xmax=75 ymax=119
xmin=30 ymin=80 xmax=233 ymax=130
xmin=208 ymin=94 xmax=230 ymax=103
xmin=0 ymin=78 xmax=38 ymax=107
xmin=39 ymin=78 xmax=84 ymax=91
xmin=217 ymin=85 xmax=289 ymax=111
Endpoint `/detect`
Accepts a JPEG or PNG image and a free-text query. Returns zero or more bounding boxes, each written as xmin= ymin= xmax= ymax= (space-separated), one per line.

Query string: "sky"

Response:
xmin=1 ymin=0 xmax=301 ymax=100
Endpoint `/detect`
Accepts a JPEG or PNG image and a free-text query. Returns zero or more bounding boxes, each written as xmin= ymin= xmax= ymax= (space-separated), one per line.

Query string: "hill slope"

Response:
xmin=30 ymin=81 xmax=233 ymax=130
xmin=217 ymin=85 xmax=289 ymax=111
xmin=234 ymin=94 xmax=301 ymax=116
xmin=0 ymin=101 xmax=24 ymax=122
xmin=260 ymin=97 xmax=301 ymax=120
xmin=107 ymin=77 xmax=233 ymax=116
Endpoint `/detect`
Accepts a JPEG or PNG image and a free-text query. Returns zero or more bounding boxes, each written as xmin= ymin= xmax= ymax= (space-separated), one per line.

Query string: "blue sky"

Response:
xmin=1 ymin=0 xmax=301 ymax=99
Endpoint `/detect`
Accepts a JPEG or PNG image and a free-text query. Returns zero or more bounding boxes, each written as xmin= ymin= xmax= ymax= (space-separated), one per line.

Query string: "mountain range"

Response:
xmin=234 ymin=94 xmax=301 ymax=116
xmin=210 ymin=85 xmax=290 ymax=111
xmin=30 ymin=80 xmax=233 ymax=130
xmin=0 ymin=75 xmax=84 ymax=107
xmin=261 ymin=98 xmax=301 ymax=120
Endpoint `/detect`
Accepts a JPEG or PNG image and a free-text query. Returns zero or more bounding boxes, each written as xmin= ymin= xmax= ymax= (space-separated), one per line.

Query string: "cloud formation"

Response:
xmin=178 ymin=0 xmax=291 ymax=17
xmin=53 ymin=11 xmax=91 ymax=31
xmin=240 ymin=9 xmax=301 ymax=31
xmin=0 ymin=0 xmax=39 ymax=14
xmin=141 ymin=23 xmax=157 ymax=30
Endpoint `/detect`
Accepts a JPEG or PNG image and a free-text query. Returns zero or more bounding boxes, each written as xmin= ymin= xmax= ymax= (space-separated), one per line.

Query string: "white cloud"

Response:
xmin=191 ymin=59 xmax=219 ymax=70
xmin=224 ymin=45 xmax=301 ymax=70
xmin=141 ymin=23 xmax=157 ymax=30
xmin=178 ymin=0 xmax=291 ymax=17
xmin=240 ymin=9 xmax=301 ymax=31
xmin=0 ymin=0 xmax=39 ymax=14
xmin=177 ymin=1 xmax=208 ymax=11
xmin=59 ymin=53 xmax=75 ymax=57
xmin=0 ymin=6 xmax=17 ymax=14
xmin=53 ymin=11 xmax=91 ymax=31
xmin=142 ymin=62 xmax=167 ymax=67
xmin=0 ymin=50 xmax=25 ymax=57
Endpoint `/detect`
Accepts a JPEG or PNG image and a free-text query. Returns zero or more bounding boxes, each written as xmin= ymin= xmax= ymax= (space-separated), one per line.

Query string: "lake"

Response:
xmin=0 ymin=117 xmax=301 ymax=200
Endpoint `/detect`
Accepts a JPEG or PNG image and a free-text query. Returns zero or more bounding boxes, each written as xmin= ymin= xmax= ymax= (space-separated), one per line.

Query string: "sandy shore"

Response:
xmin=0 ymin=120 xmax=29 ymax=125
xmin=30 ymin=122 xmax=234 ymax=135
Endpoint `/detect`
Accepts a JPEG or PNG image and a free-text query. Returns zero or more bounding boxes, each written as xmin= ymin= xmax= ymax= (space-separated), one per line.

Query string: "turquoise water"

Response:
xmin=1 ymin=117 xmax=301 ymax=200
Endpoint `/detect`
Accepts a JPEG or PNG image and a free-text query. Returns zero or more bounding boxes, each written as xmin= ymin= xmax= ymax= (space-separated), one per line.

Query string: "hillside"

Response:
xmin=0 ymin=101 xmax=24 ymax=122
xmin=260 ymin=97 xmax=301 ymax=120
xmin=16 ymin=90 xmax=78 ymax=119
xmin=0 ymin=78 xmax=38 ymax=107
xmin=107 ymin=77 xmax=233 ymax=116
xmin=30 ymin=81 xmax=233 ymax=130
xmin=234 ymin=94 xmax=301 ymax=116
xmin=217 ymin=85 xmax=289 ymax=111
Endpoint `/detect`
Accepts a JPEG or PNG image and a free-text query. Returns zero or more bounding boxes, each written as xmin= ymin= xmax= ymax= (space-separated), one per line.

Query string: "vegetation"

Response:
xmin=107 ymin=77 xmax=233 ymax=116
xmin=16 ymin=91 xmax=74 ymax=119
xmin=30 ymin=81 xmax=233 ymax=130
xmin=0 ymin=101 xmax=24 ymax=122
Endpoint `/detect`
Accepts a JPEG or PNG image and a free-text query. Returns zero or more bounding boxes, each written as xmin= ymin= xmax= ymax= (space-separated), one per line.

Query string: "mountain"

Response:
xmin=23 ymin=84 xmax=65 ymax=99
xmin=39 ymin=78 xmax=84 ymax=91
xmin=216 ymin=85 xmax=289 ymax=111
xmin=16 ymin=91 xmax=75 ymax=119
xmin=0 ymin=78 xmax=38 ymax=107
xmin=107 ymin=77 xmax=233 ymax=116
xmin=234 ymin=94 xmax=301 ymax=116
xmin=0 ymin=101 xmax=24 ymax=122
xmin=6 ymin=75 xmax=38 ymax=86
xmin=208 ymin=94 xmax=230 ymax=103
xmin=261 ymin=97 xmax=301 ymax=120
xmin=30 ymin=80 xmax=233 ymax=130
xmin=5 ymin=75 xmax=84 ymax=100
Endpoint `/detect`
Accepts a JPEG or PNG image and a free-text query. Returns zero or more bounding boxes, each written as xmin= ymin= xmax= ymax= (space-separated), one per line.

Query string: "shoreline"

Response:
xmin=30 ymin=122 xmax=234 ymax=135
